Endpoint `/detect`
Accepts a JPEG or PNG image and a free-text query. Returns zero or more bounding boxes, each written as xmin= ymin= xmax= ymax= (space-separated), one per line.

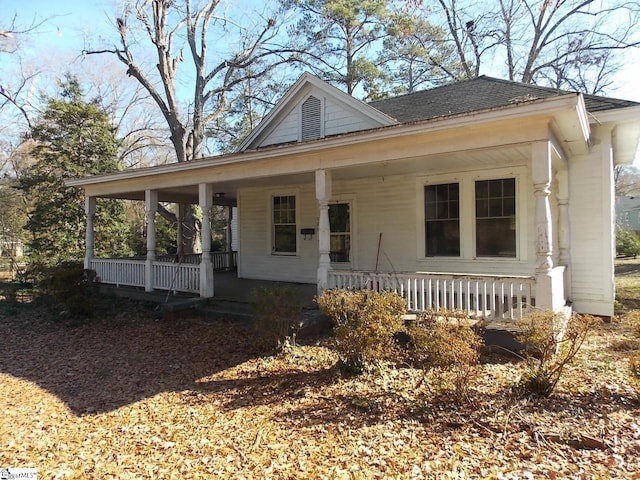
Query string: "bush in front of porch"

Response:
xmin=316 ymin=289 xmax=406 ymax=374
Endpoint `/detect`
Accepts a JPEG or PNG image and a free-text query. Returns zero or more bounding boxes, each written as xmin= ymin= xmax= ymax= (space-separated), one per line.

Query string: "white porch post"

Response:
xmin=556 ymin=169 xmax=571 ymax=266
xmin=226 ymin=205 xmax=233 ymax=270
xmin=532 ymin=141 xmax=562 ymax=311
xmin=145 ymin=190 xmax=158 ymax=292
xmin=316 ymin=169 xmax=332 ymax=293
xmin=84 ymin=196 xmax=96 ymax=270
xmin=199 ymin=183 xmax=214 ymax=298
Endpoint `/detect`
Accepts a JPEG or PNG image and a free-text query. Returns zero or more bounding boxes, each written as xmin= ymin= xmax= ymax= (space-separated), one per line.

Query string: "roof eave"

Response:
xmin=67 ymin=93 xmax=587 ymax=190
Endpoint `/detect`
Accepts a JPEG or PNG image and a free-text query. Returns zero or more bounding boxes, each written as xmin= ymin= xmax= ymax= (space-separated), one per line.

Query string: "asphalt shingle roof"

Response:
xmin=368 ymin=76 xmax=639 ymax=123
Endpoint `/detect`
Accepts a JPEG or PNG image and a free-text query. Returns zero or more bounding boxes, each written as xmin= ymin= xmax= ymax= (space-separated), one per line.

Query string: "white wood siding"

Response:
xmin=238 ymin=163 xmax=540 ymax=285
xmin=324 ymin=97 xmax=381 ymax=136
xmin=259 ymin=88 xmax=385 ymax=148
xmin=261 ymin=109 xmax=300 ymax=147
xmin=567 ymin=128 xmax=615 ymax=316
xmin=238 ymin=186 xmax=318 ymax=283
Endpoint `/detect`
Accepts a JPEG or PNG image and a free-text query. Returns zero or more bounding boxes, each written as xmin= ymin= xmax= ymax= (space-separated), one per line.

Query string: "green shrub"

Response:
xmin=40 ymin=263 xmax=99 ymax=321
xmin=251 ymin=286 xmax=303 ymax=354
xmin=406 ymin=309 xmax=483 ymax=402
xmin=616 ymin=228 xmax=640 ymax=258
xmin=515 ymin=310 xmax=601 ymax=397
xmin=316 ymin=289 xmax=406 ymax=374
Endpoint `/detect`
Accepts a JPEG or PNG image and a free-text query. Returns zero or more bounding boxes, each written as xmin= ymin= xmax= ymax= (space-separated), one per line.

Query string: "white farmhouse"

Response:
xmin=67 ymin=74 xmax=640 ymax=319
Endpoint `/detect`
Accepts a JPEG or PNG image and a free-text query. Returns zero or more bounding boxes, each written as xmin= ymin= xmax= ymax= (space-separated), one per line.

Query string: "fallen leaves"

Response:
xmin=0 ymin=306 xmax=639 ymax=479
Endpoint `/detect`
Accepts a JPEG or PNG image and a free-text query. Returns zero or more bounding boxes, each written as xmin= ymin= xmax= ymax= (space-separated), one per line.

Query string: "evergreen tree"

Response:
xmin=285 ymin=0 xmax=388 ymax=98
xmin=16 ymin=75 xmax=132 ymax=267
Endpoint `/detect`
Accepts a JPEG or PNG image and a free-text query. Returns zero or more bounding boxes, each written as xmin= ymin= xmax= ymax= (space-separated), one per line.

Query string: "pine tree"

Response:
xmin=17 ymin=75 xmax=132 ymax=268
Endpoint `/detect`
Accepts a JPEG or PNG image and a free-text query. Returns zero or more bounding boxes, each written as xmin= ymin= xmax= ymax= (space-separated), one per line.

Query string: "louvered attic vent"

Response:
xmin=301 ymin=95 xmax=322 ymax=141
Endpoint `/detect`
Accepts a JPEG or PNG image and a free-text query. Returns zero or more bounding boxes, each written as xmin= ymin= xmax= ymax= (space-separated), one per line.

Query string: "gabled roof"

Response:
xmin=369 ymin=76 xmax=639 ymax=123
xmin=236 ymin=72 xmax=397 ymax=152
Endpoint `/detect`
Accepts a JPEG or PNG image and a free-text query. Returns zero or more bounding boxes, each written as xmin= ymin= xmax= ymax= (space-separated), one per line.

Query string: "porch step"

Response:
xmin=197 ymin=299 xmax=254 ymax=323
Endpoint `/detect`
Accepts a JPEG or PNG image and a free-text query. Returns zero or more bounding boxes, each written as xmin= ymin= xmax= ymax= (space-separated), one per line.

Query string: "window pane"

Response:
xmin=475 ymin=178 xmax=516 ymax=257
xmin=476 ymin=218 xmax=516 ymax=257
xmin=329 ymin=203 xmax=351 ymax=262
xmin=450 ymin=200 xmax=459 ymax=218
xmin=273 ymin=195 xmax=296 ymax=254
xmin=504 ymin=197 xmax=515 ymax=216
xmin=329 ymin=203 xmax=349 ymax=232
xmin=489 ymin=179 xmax=502 ymax=197
xmin=330 ymin=234 xmax=350 ymax=262
xmin=476 ymin=180 xmax=488 ymax=198
xmin=489 ymin=198 xmax=503 ymax=217
xmin=476 ymin=199 xmax=488 ymax=218
xmin=503 ymin=178 xmax=515 ymax=196
xmin=426 ymin=219 xmax=460 ymax=256
xmin=425 ymin=183 xmax=460 ymax=256
xmin=274 ymin=225 xmax=296 ymax=253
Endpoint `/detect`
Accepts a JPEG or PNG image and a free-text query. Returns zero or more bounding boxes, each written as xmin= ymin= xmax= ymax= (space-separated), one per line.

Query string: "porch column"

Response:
xmin=316 ymin=169 xmax=332 ymax=293
xmin=532 ymin=141 xmax=561 ymax=311
xmin=199 ymin=183 xmax=214 ymax=298
xmin=145 ymin=189 xmax=158 ymax=292
xmin=84 ymin=196 xmax=96 ymax=270
xmin=556 ymin=169 xmax=570 ymax=266
xmin=226 ymin=205 xmax=233 ymax=270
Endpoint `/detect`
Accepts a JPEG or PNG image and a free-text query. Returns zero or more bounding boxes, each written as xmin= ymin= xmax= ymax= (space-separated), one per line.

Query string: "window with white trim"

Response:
xmin=475 ymin=178 xmax=516 ymax=257
xmin=272 ymin=195 xmax=296 ymax=254
xmin=424 ymin=183 xmax=460 ymax=256
xmin=329 ymin=202 xmax=351 ymax=262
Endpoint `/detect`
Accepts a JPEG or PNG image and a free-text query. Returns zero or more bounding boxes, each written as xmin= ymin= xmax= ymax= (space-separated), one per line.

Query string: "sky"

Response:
xmin=3 ymin=0 xmax=640 ymax=102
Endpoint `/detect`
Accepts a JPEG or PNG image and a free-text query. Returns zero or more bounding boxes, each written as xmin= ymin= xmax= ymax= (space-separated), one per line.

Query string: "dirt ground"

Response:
xmin=0 ymin=274 xmax=639 ymax=479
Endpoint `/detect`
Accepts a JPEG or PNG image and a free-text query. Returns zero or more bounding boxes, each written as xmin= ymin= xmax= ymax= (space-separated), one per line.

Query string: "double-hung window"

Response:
xmin=272 ymin=195 xmax=296 ymax=254
xmin=475 ymin=178 xmax=516 ymax=257
xmin=424 ymin=183 xmax=460 ymax=256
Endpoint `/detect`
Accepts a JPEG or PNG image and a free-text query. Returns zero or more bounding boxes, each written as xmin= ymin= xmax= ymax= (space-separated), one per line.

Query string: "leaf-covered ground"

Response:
xmin=1 ymin=279 xmax=640 ymax=479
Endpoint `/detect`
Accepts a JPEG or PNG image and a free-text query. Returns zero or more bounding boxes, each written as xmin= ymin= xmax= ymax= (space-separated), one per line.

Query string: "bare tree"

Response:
xmin=378 ymin=5 xmax=468 ymax=95
xmin=432 ymin=0 xmax=640 ymax=92
xmin=85 ymin=0 xmax=290 ymax=253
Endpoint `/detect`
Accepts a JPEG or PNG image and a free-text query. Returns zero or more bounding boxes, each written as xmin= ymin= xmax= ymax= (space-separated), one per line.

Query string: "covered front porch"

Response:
xmin=73 ymin=107 xmax=575 ymax=322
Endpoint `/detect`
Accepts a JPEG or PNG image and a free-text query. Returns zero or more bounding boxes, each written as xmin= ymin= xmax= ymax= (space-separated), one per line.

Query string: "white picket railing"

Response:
xmin=152 ymin=262 xmax=200 ymax=293
xmin=91 ymin=259 xmax=146 ymax=288
xmin=328 ymin=271 xmax=535 ymax=321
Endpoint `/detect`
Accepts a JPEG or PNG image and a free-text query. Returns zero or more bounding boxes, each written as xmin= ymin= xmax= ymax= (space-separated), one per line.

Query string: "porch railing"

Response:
xmin=328 ymin=271 xmax=535 ymax=321
xmin=91 ymin=259 xmax=146 ymax=288
xmin=89 ymin=251 xmax=237 ymax=294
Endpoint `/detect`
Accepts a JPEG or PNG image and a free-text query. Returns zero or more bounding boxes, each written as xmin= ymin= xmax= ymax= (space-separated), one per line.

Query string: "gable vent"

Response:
xmin=301 ymin=95 xmax=322 ymax=141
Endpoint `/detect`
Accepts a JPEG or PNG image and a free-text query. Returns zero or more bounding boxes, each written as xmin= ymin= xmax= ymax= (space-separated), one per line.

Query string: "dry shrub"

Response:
xmin=627 ymin=310 xmax=640 ymax=337
xmin=316 ymin=289 xmax=406 ymax=374
xmin=406 ymin=309 xmax=483 ymax=402
xmin=626 ymin=310 xmax=640 ymax=381
xmin=251 ymin=286 xmax=303 ymax=354
xmin=515 ymin=310 xmax=601 ymax=397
